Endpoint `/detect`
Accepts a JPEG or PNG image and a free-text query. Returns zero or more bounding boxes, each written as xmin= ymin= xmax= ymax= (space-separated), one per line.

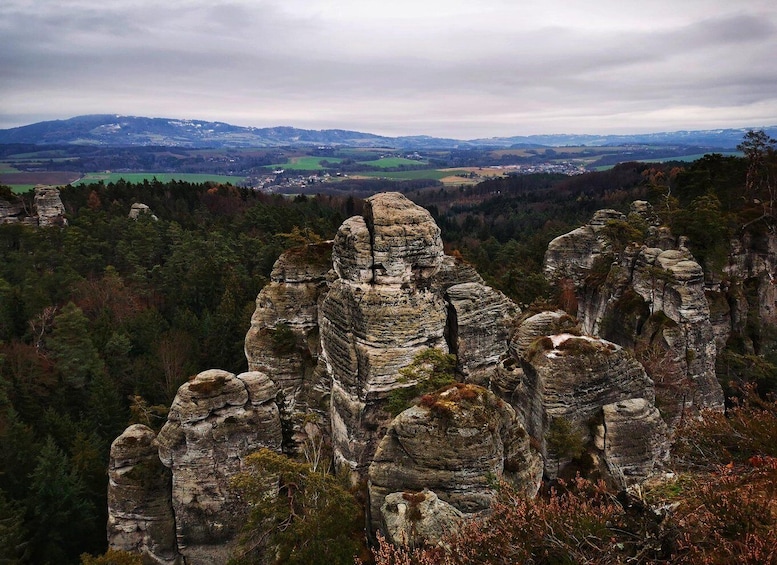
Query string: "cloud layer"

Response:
xmin=2 ymin=0 xmax=776 ymax=137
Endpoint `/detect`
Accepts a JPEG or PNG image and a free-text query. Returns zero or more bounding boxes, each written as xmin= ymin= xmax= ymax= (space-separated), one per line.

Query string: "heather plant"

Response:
xmin=369 ymin=477 xmax=659 ymax=565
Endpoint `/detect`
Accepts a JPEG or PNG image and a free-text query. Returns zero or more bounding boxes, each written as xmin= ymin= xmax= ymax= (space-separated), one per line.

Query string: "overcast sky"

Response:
xmin=1 ymin=0 xmax=776 ymax=138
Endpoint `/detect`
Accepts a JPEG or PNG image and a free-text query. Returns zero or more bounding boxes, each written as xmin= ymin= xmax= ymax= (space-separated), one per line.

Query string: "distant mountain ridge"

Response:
xmin=0 ymin=114 xmax=774 ymax=149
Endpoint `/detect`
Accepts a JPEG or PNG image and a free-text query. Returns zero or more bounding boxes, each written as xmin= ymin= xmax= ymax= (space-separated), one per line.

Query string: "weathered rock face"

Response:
xmin=446 ymin=282 xmax=518 ymax=381
xmin=0 ymin=196 xmax=25 ymax=224
xmin=33 ymin=185 xmax=67 ymax=226
xmin=725 ymin=231 xmax=777 ymax=340
xmin=108 ymin=425 xmax=180 ymax=564
xmin=597 ymin=398 xmax=669 ymax=485
xmin=244 ymin=242 xmax=333 ymax=439
xmin=368 ymin=384 xmax=542 ymax=532
xmin=155 ymin=370 xmax=282 ymax=564
xmin=380 ymin=490 xmax=462 ymax=549
xmin=108 ymin=193 xmax=713 ymax=558
xmin=322 ymin=193 xmax=453 ymax=477
xmin=543 ymin=209 xmax=624 ymax=287
xmin=1 ymin=185 xmax=66 ymax=226
xmin=543 ymin=202 xmax=724 ymax=414
xmin=363 ymin=191 xmax=445 ymax=285
xmin=322 ymin=280 xmax=449 ymax=475
xmin=516 ymin=331 xmax=666 ymax=485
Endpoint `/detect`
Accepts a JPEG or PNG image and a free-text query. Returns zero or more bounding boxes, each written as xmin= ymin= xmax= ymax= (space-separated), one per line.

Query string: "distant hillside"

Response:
xmin=0 ymin=114 xmax=774 ymax=149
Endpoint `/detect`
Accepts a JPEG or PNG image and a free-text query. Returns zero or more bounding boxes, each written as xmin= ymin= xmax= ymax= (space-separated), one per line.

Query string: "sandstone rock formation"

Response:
xmin=597 ymin=398 xmax=669 ymax=484
xmin=517 ymin=332 xmax=665 ymax=485
xmin=0 ymin=185 xmax=66 ymax=226
xmin=244 ymin=242 xmax=333 ymax=446
xmin=153 ymin=369 xmax=282 ymax=563
xmin=322 ymin=193 xmax=451 ymax=477
xmin=543 ymin=202 xmax=724 ymax=415
xmin=108 ymin=425 xmax=179 ymax=564
xmin=108 ymin=193 xmax=694 ymax=558
xmin=33 ymin=185 xmax=67 ymax=226
xmin=445 ymin=282 xmax=518 ymax=381
xmin=380 ymin=490 xmax=463 ymax=549
xmin=129 ymin=202 xmax=158 ymax=220
xmin=0 ymin=195 xmax=25 ymax=224
xmin=368 ymin=384 xmax=543 ymax=531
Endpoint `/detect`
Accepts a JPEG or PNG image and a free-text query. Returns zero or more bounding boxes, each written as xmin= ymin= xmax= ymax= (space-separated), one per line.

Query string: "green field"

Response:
xmin=269 ymin=156 xmax=344 ymax=171
xmin=76 ymin=172 xmax=246 ymax=185
xmin=10 ymin=185 xmax=36 ymax=194
xmin=360 ymin=157 xmax=429 ymax=168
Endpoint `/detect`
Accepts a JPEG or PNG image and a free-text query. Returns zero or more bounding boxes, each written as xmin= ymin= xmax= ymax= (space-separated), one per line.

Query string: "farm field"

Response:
xmin=76 ymin=172 xmax=246 ymax=185
xmin=359 ymin=157 xmax=428 ymax=167
xmin=268 ymin=156 xmax=343 ymax=170
xmin=0 ymin=171 xmax=82 ymax=192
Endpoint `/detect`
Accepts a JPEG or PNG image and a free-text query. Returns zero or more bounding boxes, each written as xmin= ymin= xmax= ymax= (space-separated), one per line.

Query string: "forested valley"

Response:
xmin=2 ymin=137 xmax=777 ymax=563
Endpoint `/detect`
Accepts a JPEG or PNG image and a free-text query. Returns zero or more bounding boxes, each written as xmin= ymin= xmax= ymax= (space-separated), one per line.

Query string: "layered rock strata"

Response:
xmin=519 ymin=332 xmax=664 ymax=484
xmin=0 ymin=185 xmax=66 ymax=226
xmin=154 ymin=369 xmax=282 ymax=564
xmin=107 ymin=425 xmax=179 ymax=564
xmin=108 ymin=193 xmax=691 ymax=558
xmin=244 ymin=242 xmax=333 ymax=445
xmin=33 ymin=185 xmax=67 ymax=226
xmin=322 ymin=193 xmax=451 ymax=477
xmin=543 ymin=202 xmax=724 ymax=413
xmin=368 ymin=384 xmax=543 ymax=531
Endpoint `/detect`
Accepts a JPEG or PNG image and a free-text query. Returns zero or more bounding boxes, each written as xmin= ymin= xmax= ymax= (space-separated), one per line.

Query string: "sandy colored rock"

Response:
xmin=368 ymin=384 xmax=542 ymax=531
xmin=108 ymin=425 xmax=180 ymax=564
xmin=599 ymin=398 xmax=669 ymax=486
xmin=363 ymin=192 xmax=444 ymax=284
xmin=33 ymin=185 xmax=66 ymax=226
xmin=381 ymin=490 xmax=463 ymax=548
xmin=155 ymin=370 xmax=282 ymax=563
xmin=446 ymin=282 xmax=519 ymax=379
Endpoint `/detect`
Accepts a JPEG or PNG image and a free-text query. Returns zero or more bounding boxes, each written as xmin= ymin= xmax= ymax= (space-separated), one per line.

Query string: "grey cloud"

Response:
xmin=1 ymin=0 xmax=776 ymax=136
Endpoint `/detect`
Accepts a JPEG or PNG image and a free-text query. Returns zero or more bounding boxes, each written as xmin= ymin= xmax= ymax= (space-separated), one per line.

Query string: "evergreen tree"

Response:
xmin=48 ymin=302 xmax=105 ymax=390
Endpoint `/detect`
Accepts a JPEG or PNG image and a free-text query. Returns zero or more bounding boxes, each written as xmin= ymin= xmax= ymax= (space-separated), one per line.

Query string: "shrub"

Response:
xmin=386 ymin=349 xmax=457 ymax=416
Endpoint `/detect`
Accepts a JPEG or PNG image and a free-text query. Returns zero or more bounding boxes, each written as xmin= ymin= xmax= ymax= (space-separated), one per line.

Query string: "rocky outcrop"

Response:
xmin=108 ymin=425 xmax=179 ymax=564
xmin=0 ymin=196 xmax=26 ymax=224
xmin=108 ymin=193 xmax=702 ymax=558
xmin=155 ymin=370 xmax=282 ymax=564
xmin=597 ymin=398 xmax=669 ymax=484
xmin=0 ymin=185 xmax=66 ymax=226
xmin=322 ymin=193 xmax=452 ymax=478
xmin=368 ymin=384 xmax=542 ymax=531
xmin=129 ymin=202 xmax=158 ymax=220
xmin=244 ymin=242 xmax=333 ymax=446
xmin=446 ymin=282 xmax=518 ymax=381
xmin=518 ymin=332 xmax=663 ymax=484
xmin=33 ymin=185 xmax=67 ymax=226
xmin=543 ymin=202 xmax=724 ymax=415
xmin=380 ymin=490 xmax=463 ymax=549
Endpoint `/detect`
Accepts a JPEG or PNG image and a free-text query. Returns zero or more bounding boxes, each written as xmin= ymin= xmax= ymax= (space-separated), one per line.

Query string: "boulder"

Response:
xmin=380 ymin=490 xmax=463 ymax=549
xmin=129 ymin=202 xmax=158 ymax=220
xmin=598 ymin=398 xmax=669 ymax=486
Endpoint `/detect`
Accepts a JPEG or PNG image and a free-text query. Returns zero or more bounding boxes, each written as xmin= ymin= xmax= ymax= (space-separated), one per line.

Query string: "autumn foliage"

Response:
xmin=370 ymin=390 xmax=777 ymax=565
